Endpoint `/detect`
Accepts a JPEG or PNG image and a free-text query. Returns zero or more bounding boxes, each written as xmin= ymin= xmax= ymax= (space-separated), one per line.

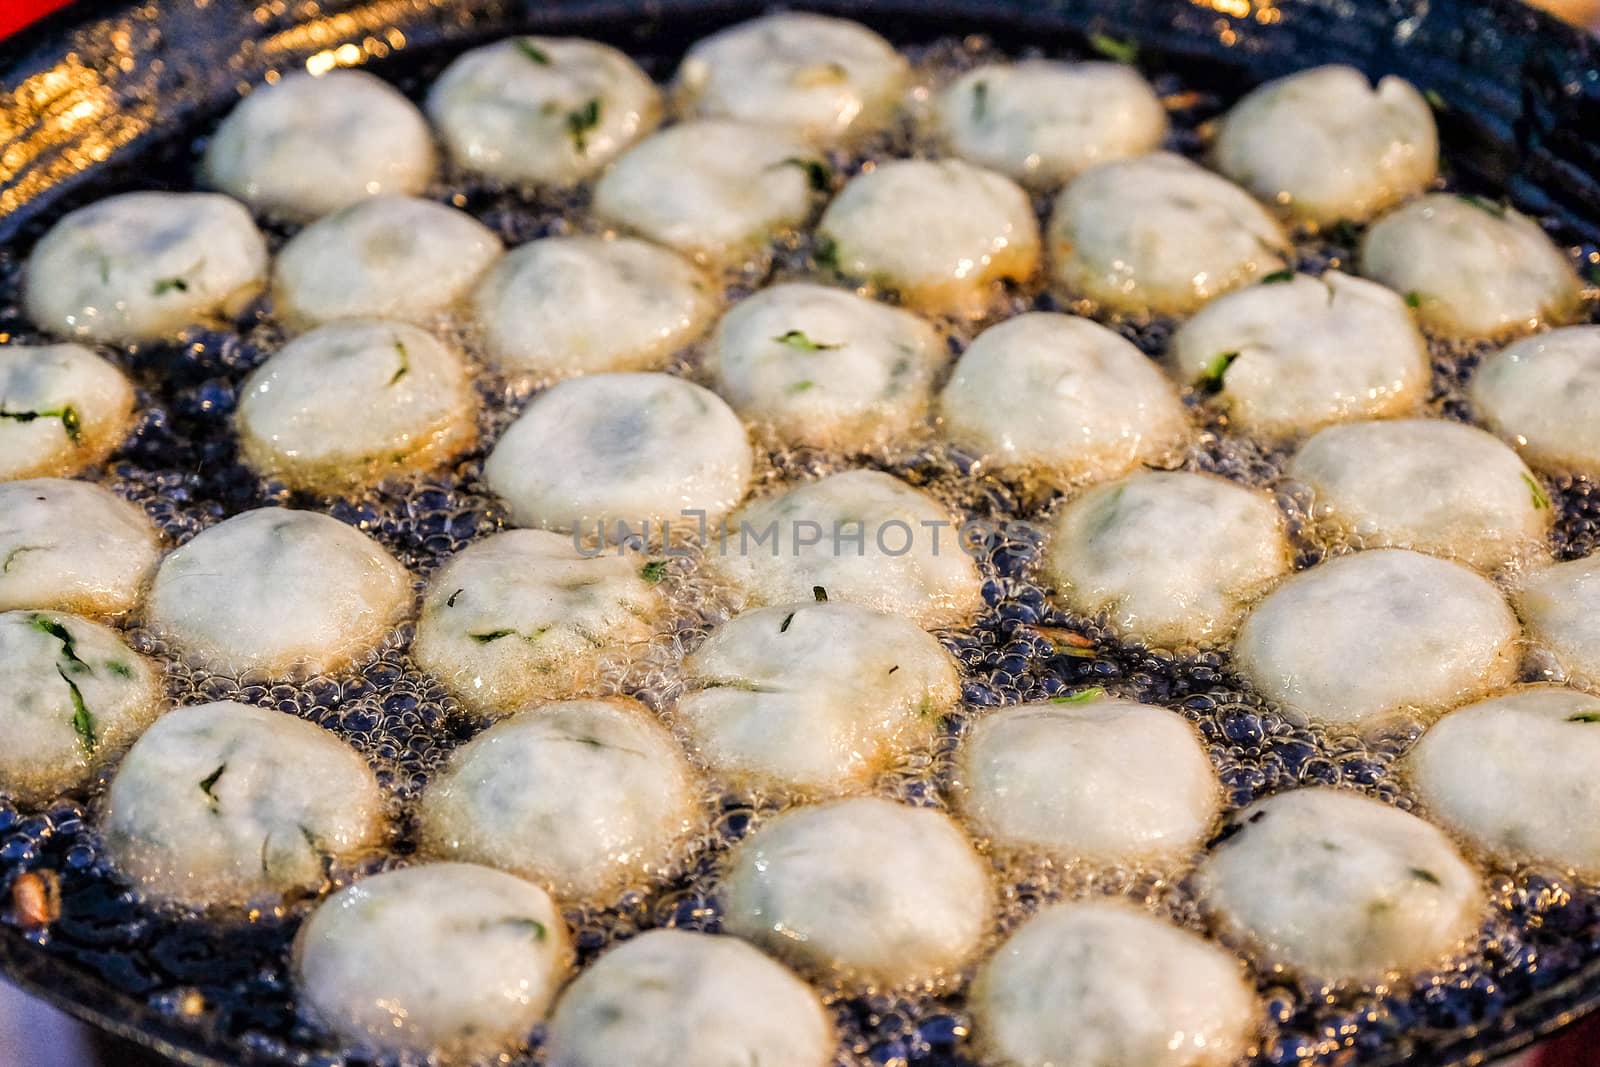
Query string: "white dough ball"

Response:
xmin=1214 ymin=65 xmax=1438 ymax=224
xmin=103 ymin=700 xmax=386 ymax=907
xmin=24 ymin=192 xmax=268 ymax=343
xmin=705 ymin=283 xmax=945 ymax=452
xmin=419 ymin=697 xmax=700 ymax=903
xmin=1167 ymin=271 xmax=1430 ymax=439
xmin=1232 ymin=548 xmax=1519 ymax=726
xmin=817 ymin=159 xmax=1040 ymax=318
xmin=676 ymin=601 xmax=959 ymax=795
xmin=471 ymin=236 xmax=714 ymax=381
xmin=593 ymin=120 xmax=820 ymax=263
xmin=1195 ymin=788 xmax=1483 ymax=982
xmin=675 ymin=13 xmax=907 ymax=144
xmin=707 ymin=469 xmax=983 ymax=628
xmin=1472 ymin=325 xmax=1600 ymax=476
xmin=427 ymin=36 xmax=661 ymax=186
xmin=271 ymin=196 xmax=503 ymax=328
xmin=295 ymin=863 xmax=570 ymax=1059
xmin=721 ymin=796 xmax=994 ymax=987
xmin=1047 ymin=152 xmax=1290 ymax=315
xmin=1515 ymin=553 xmax=1600 ymax=692
xmin=1044 ymin=470 xmax=1291 ymax=648
xmin=237 ymin=321 xmax=477 ymax=493
xmin=202 ymin=70 xmax=434 ymax=219
xmin=145 ymin=508 xmax=412 ymax=678
xmin=938 ymin=312 xmax=1190 ymax=486
xmin=1287 ymin=418 xmax=1551 ymax=571
xmin=1409 ymin=687 xmax=1600 ymax=879
xmin=1360 ymin=193 xmax=1583 ymax=338
xmin=935 ymin=60 xmax=1168 ymax=189
xmin=0 ymin=610 xmax=161 ymax=803
xmin=971 ymin=901 xmax=1257 ymax=1067
xmin=484 ymin=372 xmax=752 ymax=535
xmin=955 ymin=695 xmax=1220 ymax=865
xmin=0 ymin=478 xmax=160 ymax=616
xmin=0 ymin=343 xmax=134 ymax=481
xmin=547 ymin=929 xmax=834 ymax=1067
xmin=412 ymin=530 xmax=662 ymax=717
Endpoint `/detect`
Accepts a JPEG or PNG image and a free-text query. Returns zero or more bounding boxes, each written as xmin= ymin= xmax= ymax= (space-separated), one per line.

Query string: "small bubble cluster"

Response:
xmin=0 ymin=18 xmax=1598 ymax=1067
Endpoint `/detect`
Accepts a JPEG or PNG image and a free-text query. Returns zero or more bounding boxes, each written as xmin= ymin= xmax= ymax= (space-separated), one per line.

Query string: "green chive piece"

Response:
xmin=1459 ymin=194 xmax=1506 ymax=218
xmin=640 ymin=560 xmax=668 ymax=583
xmin=777 ymin=157 xmax=831 ymax=192
xmin=1410 ymin=867 xmax=1442 ymax=886
xmin=1050 ymin=686 xmax=1107 ymax=705
xmin=779 ymin=611 xmax=795 ymax=634
xmin=773 ymin=329 xmax=838 ymax=352
xmin=566 ymin=97 xmax=602 ymax=153
xmin=152 ymin=276 xmax=189 ymax=296
xmin=1089 ymin=32 xmax=1138 ymax=64
xmin=785 ymin=380 xmax=816 ymax=394
xmin=1568 ymin=712 xmax=1600 ymax=723
xmin=470 ymin=629 xmax=517 ymax=644
xmin=200 ymin=763 xmax=226 ymax=805
xmin=971 ymin=80 xmax=989 ymax=121
xmin=515 ymin=39 xmax=551 ymax=65
xmin=1522 ymin=472 xmax=1551 ymax=510
xmin=812 ymin=585 xmax=828 ymax=602
xmin=59 ymin=666 xmax=95 ymax=754
xmin=1197 ymin=351 xmax=1238 ymax=392
xmin=1260 ymin=268 xmax=1295 ymax=284
xmin=389 ymin=340 xmax=409 ymax=386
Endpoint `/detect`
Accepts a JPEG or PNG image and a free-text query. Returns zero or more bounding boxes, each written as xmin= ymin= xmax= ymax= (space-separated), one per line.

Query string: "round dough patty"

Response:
xmin=1408 ymin=687 xmax=1600 ymax=879
xmin=412 ymin=530 xmax=662 ymax=717
xmin=1232 ymin=548 xmax=1519 ymax=726
xmin=721 ymin=796 xmax=994 ymax=987
xmin=817 ymin=158 xmax=1040 ymax=318
xmin=1515 ymin=553 xmax=1600 ymax=692
xmin=0 ymin=344 xmax=134 ymax=481
xmin=103 ymin=700 xmax=386 ymax=907
xmin=296 ymin=863 xmax=570 ymax=1059
xmin=676 ymin=601 xmax=959 ymax=795
xmin=1472 ymin=325 xmax=1600 ymax=476
xmin=202 ymin=70 xmax=434 ymax=219
xmin=705 ymin=282 xmax=945 ymax=452
xmin=956 ymin=694 xmax=1220 ymax=866
xmin=1359 ymin=193 xmax=1583 ymax=338
xmin=271 ymin=196 xmax=503 ymax=328
xmin=1195 ymin=788 xmax=1483 ymax=982
xmin=1042 ymin=471 xmax=1291 ymax=648
xmin=707 ymin=469 xmax=983 ymax=628
xmin=936 ymin=60 xmax=1167 ymax=190
xmin=1047 ymin=152 xmax=1290 ymax=315
xmin=145 ymin=508 xmax=412 ymax=679
xmin=471 ymin=236 xmax=714 ymax=380
xmin=484 ymin=372 xmax=753 ymax=535
xmin=427 ymin=36 xmax=661 ymax=186
xmin=1167 ymin=271 xmax=1429 ymax=439
xmin=971 ymin=901 xmax=1257 ymax=1067
xmin=0 ymin=610 xmax=161 ymax=803
xmin=419 ymin=697 xmax=700 ymax=902
xmin=24 ymin=192 xmax=268 ymax=343
xmin=1213 ymin=64 xmax=1438 ymax=225
xmin=674 ymin=12 xmax=907 ymax=144
xmin=938 ymin=312 xmax=1190 ymax=486
xmin=0 ymin=478 xmax=160 ymax=615
xmin=547 ymin=929 xmax=834 ymax=1067
xmin=1287 ymin=418 xmax=1551 ymax=571
xmin=236 ymin=320 xmax=477 ymax=493
xmin=593 ymin=120 xmax=820 ymax=263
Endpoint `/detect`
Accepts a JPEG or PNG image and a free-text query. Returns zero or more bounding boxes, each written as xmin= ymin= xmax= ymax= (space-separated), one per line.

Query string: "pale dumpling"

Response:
xmin=1167 ymin=271 xmax=1429 ymax=439
xmin=103 ymin=700 xmax=386 ymax=907
xmin=705 ymin=283 xmax=945 ymax=452
xmin=936 ymin=60 xmax=1167 ymax=189
xmin=1287 ymin=418 xmax=1551 ymax=571
xmin=1042 ymin=470 xmax=1291 ymax=647
xmin=419 ymin=697 xmax=700 ymax=903
xmin=0 ymin=344 xmax=134 ymax=481
xmin=1195 ymin=788 xmax=1483 ymax=982
xmin=937 ymin=313 xmax=1190 ymax=486
xmin=1214 ymin=64 xmax=1438 ymax=224
xmin=202 ymin=70 xmax=434 ymax=219
xmin=427 ymin=36 xmax=661 ymax=185
xmin=706 ymin=469 xmax=983 ymax=628
xmin=1047 ymin=152 xmax=1290 ymax=315
xmin=24 ymin=192 xmax=268 ymax=343
xmin=145 ymin=508 xmax=412 ymax=679
xmin=721 ymin=796 xmax=994 ymax=987
xmin=674 ymin=13 xmax=907 ymax=144
xmin=1515 ymin=553 xmax=1600 ymax=692
xmin=0 ymin=479 xmax=160 ymax=616
xmin=1471 ymin=325 xmax=1600 ymax=476
xmin=817 ymin=158 xmax=1040 ymax=318
xmin=1232 ymin=548 xmax=1519 ymax=726
xmin=675 ymin=601 xmax=960 ymax=794
xmin=1360 ymin=193 xmax=1583 ymax=338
